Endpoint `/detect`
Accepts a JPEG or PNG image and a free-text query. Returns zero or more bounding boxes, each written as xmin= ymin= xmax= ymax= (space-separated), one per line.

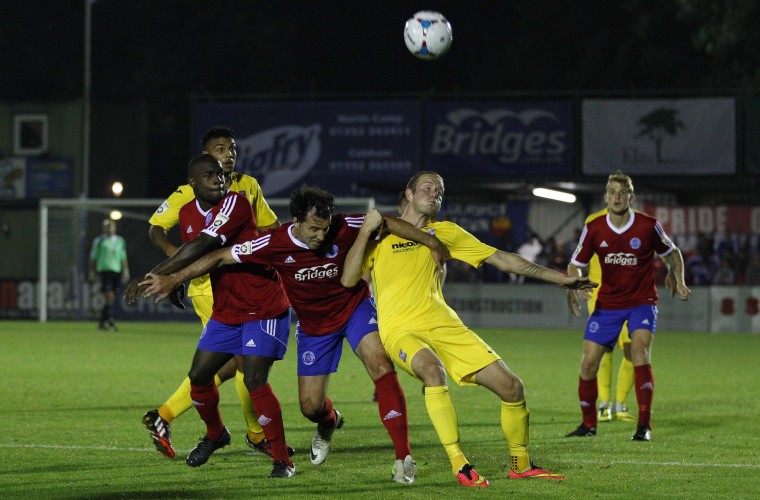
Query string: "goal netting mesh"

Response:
xmin=38 ymin=197 xmax=374 ymax=322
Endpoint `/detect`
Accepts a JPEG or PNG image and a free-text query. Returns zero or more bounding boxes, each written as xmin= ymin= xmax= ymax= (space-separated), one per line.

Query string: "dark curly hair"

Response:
xmin=201 ymin=126 xmax=235 ymax=151
xmin=289 ymin=185 xmax=335 ymax=222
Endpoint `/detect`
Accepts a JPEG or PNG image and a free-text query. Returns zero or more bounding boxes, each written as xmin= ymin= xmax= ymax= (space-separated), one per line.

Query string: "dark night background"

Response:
xmin=3 ymin=0 xmax=760 ymax=199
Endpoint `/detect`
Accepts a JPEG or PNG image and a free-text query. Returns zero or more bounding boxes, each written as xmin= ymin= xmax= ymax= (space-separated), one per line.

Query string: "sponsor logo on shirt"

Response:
xmin=391 ymin=241 xmax=419 ymax=253
xmin=604 ymin=253 xmax=638 ymax=266
xmin=294 ymin=262 xmax=339 ymax=281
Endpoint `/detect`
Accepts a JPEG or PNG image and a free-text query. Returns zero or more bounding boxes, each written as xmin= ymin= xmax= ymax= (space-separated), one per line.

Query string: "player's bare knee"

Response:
xmin=188 ymin=368 xmax=214 ymax=386
xmin=244 ymin=372 xmax=268 ymax=391
xmin=414 ymin=362 xmax=446 ymax=387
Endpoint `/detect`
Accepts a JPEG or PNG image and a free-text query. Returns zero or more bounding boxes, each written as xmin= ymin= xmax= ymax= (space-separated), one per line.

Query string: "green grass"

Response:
xmin=1 ymin=321 xmax=759 ymax=498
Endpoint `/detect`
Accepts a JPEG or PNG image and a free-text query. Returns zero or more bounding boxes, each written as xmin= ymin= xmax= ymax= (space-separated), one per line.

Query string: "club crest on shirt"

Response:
xmin=629 ymin=237 xmax=641 ymax=250
xmin=205 ymin=212 xmax=213 ymax=226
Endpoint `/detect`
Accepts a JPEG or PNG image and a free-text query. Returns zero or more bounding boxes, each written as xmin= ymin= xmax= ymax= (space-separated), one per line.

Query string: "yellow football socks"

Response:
xmin=615 ymin=356 xmax=635 ymax=405
xmin=597 ymin=351 xmax=613 ymax=405
xmin=424 ymin=385 xmax=467 ymax=474
xmin=158 ymin=374 xmax=222 ymax=423
xmin=501 ymin=399 xmax=530 ymax=472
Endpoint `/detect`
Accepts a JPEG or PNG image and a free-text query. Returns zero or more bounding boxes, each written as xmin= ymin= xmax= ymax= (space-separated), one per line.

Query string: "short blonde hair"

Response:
xmin=606 ymin=170 xmax=634 ymax=193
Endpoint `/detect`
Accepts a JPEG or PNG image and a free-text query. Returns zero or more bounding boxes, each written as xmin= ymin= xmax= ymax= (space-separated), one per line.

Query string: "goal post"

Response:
xmin=38 ymin=196 xmax=375 ymax=322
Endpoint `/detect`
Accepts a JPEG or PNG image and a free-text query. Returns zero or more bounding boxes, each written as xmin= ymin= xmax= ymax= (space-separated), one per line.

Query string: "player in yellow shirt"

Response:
xmin=341 ymin=171 xmax=597 ymax=487
xmin=567 ymin=209 xmax=636 ymax=423
xmin=143 ymin=126 xmax=283 ymax=459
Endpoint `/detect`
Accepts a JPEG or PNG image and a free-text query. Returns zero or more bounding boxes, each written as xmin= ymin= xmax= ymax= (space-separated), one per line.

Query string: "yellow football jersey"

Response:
xmin=365 ymin=221 xmax=496 ymax=334
xmin=148 ymin=172 xmax=277 ymax=297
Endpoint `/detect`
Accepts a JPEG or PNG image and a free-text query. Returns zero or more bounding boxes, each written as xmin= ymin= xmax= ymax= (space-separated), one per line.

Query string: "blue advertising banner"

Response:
xmin=425 ymin=100 xmax=573 ymax=176
xmin=196 ymin=101 xmax=421 ymax=197
xmin=27 ymin=158 xmax=72 ymax=198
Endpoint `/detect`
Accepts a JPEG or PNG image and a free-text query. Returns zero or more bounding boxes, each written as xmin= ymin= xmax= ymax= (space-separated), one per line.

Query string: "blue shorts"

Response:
xmin=197 ymin=310 xmax=291 ymax=358
xmin=585 ymin=305 xmax=658 ymax=348
xmin=295 ymin=297 xmax=377 ymax=376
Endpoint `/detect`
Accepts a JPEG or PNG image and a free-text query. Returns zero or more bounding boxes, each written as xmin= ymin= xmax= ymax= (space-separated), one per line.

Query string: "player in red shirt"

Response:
xmin=126 ymin=154 xmax=295 ymax=478
xmin=139 ymin=185 xmax=450 ymax=484
xmin=565 ymin=171 xmax=690 ymax=441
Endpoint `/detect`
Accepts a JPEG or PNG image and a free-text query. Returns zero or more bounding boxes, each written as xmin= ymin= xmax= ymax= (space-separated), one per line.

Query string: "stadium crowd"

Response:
xmin=443 ymin=228 xmax=760 ymax=287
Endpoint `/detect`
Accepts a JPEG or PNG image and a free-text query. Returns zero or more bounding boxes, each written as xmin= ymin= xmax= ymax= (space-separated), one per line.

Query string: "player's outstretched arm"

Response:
xmin=382 ymin=213 xmax=450 ymax=271
xmin=341 ymin=210 xmax=383 ymax=288
xmin=141 ymin=247 xmax=236 ymax=303
xmin=566 ymin=261 xmax=593 ymax=317
xmin=148 ymin=224 xmax=179 ymax=258
xmin=124 ymin=234 xmax=219 ymax=305
xmin=662 ymin=247 xmax=691 ymax=301
xmin=485 ymin=250 xmax=598 ymax=290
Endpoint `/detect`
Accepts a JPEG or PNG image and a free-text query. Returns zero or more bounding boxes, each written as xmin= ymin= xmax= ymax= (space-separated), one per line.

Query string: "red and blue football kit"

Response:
xmin=230 ymin=214 xmax=376 ymax=375
xmin=571 ymin=209 xmax=674 ymax=346
xmin=179 ymin=191 xmax=290 ymax=356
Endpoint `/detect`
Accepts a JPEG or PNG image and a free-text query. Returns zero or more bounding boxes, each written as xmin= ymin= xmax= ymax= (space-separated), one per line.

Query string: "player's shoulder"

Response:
xmin=585 ymin=208 xmax=608 ymax=224
xmin=341 ymin=213 xmax=365 ymax=228
xmin=233 ymin=173 xmax=260 ymax=189
xmin=632 ymin=210 xmax=659 ymax=226
xmin=428 ymin=219 xmax=460 ymax=234
xmin=167 ymin=184 xmax=195 ymax=201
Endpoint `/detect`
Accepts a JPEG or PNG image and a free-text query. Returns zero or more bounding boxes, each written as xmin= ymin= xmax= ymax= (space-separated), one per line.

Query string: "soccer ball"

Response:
xmin=404 ymin=11 xmax=452 ymax=60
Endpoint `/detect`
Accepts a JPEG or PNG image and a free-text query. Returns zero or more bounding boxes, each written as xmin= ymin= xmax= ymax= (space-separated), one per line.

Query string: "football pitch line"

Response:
xmin=2 ymin=443 xmax=759 ymax=469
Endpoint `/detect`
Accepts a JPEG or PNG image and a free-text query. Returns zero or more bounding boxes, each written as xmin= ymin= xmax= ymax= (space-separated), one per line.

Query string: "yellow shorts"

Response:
xmin=589 ymin=297 xmax=630 ymax=349
xmin=380 ymin=325 xmax=500 ymax=387
xmin=190 ymin=294 xmax=213 ymax=328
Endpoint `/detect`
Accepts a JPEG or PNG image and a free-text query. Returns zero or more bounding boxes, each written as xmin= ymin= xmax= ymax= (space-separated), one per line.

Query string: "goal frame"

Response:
xmin=38 ymin=196 xmax=375 ymax=322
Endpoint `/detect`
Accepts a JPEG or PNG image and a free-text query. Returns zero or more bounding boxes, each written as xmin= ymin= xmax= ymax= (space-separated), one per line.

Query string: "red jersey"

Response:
xmin=179 ymin=192 xmax=289 ymax=323
xmin=230 ymin=214 xmax=369 ymax=335
xmin=571 ymin=210 xmax=674 ymax=310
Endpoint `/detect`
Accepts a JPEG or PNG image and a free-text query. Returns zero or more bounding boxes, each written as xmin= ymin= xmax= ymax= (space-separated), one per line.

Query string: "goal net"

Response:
xmin=38 ymin=196 xmax=375 ymax=322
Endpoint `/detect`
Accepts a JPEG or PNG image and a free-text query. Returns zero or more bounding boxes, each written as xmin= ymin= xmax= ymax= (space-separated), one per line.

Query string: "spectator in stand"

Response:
xmin=744 ymin=253 xmax=760 ymax=286
xmin=712 ymin=256 xmax=736 ymax=285
xmin=510 ymin=232 xmax=542 ymax=284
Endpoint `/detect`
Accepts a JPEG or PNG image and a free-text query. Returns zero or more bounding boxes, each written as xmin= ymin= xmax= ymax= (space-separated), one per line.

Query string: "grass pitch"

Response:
xmin=1 ymin=320 xmax=759 ymax=498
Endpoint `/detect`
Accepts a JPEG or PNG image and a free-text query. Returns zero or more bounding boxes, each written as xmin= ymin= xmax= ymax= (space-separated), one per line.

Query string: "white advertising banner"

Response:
xmin=444 ymin=284 xmax=758 ymax=333
xmin=582 ymin=98 xmax=736 ymax=175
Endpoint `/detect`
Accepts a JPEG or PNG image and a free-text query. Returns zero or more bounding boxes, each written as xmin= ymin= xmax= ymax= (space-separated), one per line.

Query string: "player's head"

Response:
xmin=102 ymin=218 xmax=116 ymax=235
xmin=187 ymin=153 xmax=225 ymax=207
xmin=404 ymin=171 xmax=444 ymax=218
xmin=201 ymin=126 xmax=237 ymax=176
xmin=289 ymin=185 xmax=335 ymax=250
xmin=604 ymin=170 xmax=635 ymax=216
